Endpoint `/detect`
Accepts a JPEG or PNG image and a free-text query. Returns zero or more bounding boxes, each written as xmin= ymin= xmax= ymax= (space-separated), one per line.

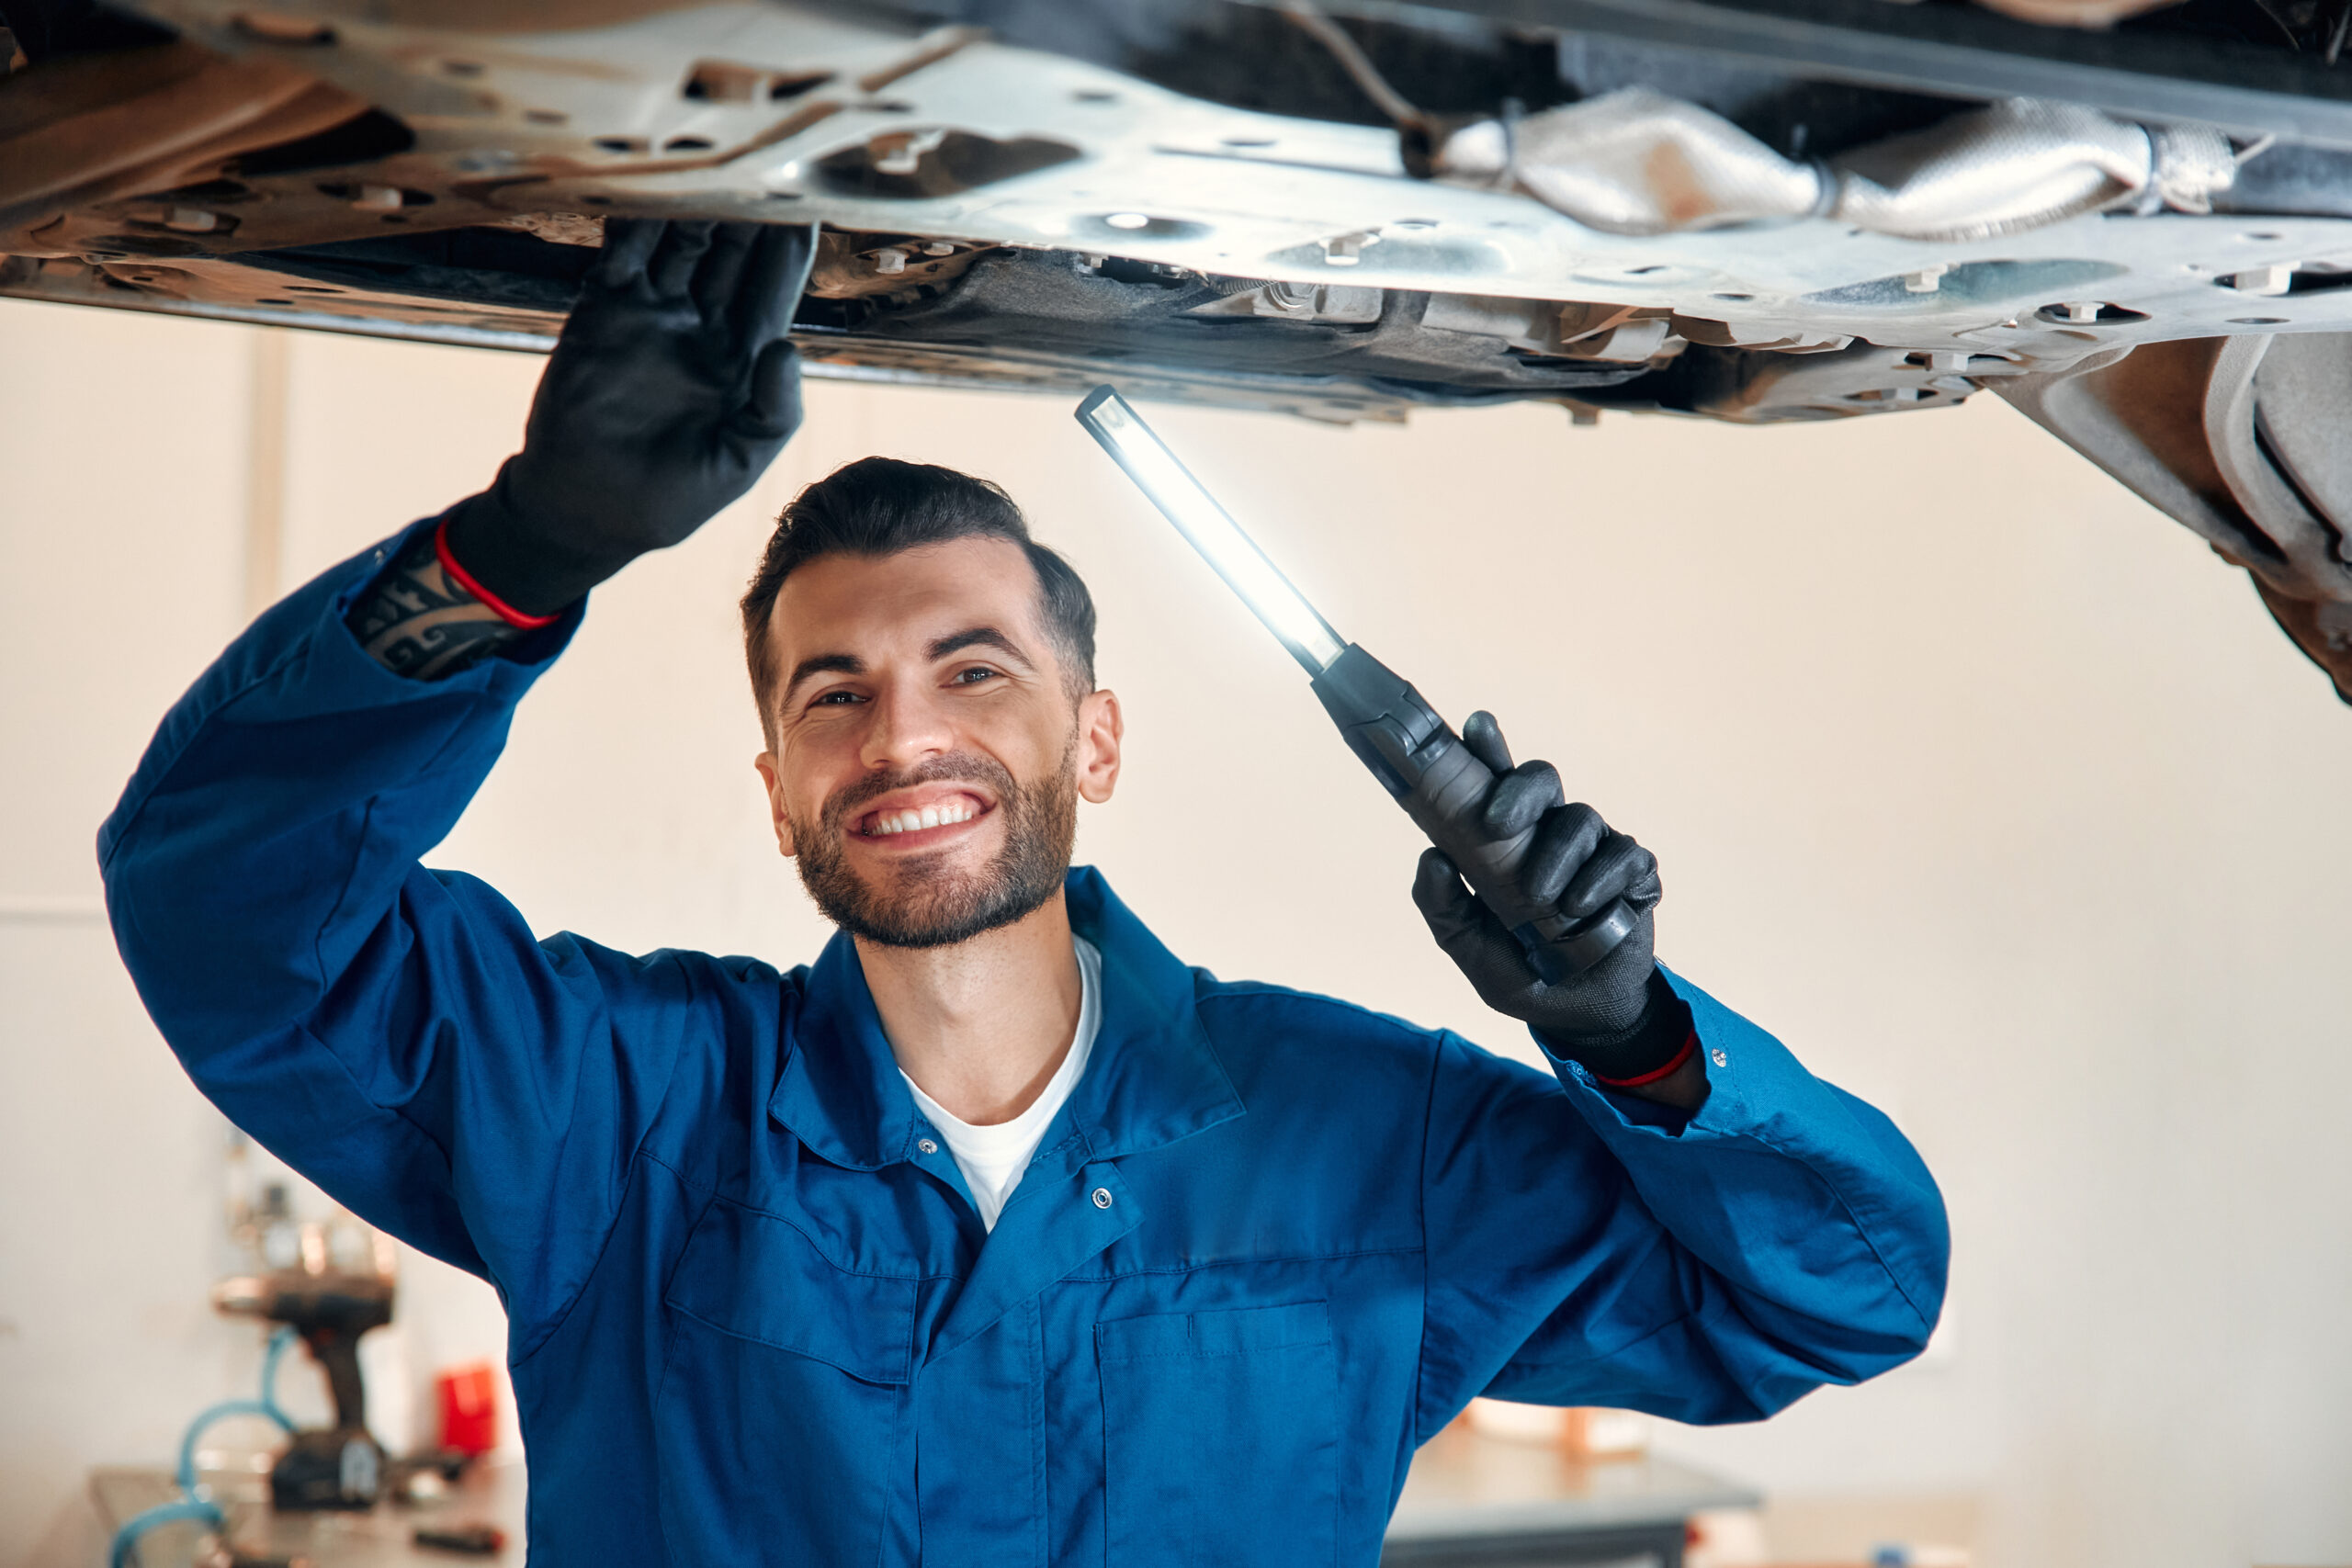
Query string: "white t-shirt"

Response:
xmin=899 ymin=937 xmax=1102 ymax=1231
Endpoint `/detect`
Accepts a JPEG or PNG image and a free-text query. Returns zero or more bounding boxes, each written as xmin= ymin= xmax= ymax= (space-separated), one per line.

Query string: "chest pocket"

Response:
xmin=1096 ymin=1300 xmax=1339 ymax=1568
xmin=657 ymin=1197 xmax=917 ymax=1564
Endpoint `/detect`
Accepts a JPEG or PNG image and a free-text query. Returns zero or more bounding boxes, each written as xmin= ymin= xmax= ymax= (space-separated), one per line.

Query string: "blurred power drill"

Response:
xmin=214 ymin=1270 xmax=394 ymax=1510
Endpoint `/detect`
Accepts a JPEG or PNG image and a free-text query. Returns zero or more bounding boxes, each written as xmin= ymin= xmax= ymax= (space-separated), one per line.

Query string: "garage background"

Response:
xmin=4 ymin=298 xmax=2348 ymax=1567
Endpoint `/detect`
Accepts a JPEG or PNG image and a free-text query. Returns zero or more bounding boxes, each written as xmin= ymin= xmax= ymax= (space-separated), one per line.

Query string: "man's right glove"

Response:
xmin=1408 ymin=712 xmax=1692 ymax=1083
xmin=442 ymin=218 xmax=819 ymax=618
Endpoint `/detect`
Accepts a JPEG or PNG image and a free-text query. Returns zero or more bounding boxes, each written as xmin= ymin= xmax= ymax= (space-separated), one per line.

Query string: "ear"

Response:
xmin=752 ymin=752 xmax=797 ymax=857
xmin=1075 ymin=688 xmax=1124 ymax=806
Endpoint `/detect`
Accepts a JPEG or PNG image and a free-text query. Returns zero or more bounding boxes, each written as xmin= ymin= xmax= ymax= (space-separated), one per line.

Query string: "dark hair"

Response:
xmin=741 ymin=457 xmax=1097 ymax=735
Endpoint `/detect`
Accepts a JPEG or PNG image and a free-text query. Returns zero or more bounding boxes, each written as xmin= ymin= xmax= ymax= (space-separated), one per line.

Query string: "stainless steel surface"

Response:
xmin=1376 ymin=0 xmax=2352 ymax=150
xmin=1433 ymin=89 xmax=1830 ymax=236
xmin=1386 ymin=1425 xmax=1760 ymax=1541
xmin=1436 ymin=91 xmax=2233 ymax=243
xmin=17 ymin=1 xmax=2352 ymax=405
xmin=1830 ymin=98 xmax=2230 ymax=241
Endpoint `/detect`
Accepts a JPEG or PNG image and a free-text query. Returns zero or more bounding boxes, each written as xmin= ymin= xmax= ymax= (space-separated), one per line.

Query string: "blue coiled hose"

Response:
xmin=107 ymin=1327 xmax=299 ymax=1568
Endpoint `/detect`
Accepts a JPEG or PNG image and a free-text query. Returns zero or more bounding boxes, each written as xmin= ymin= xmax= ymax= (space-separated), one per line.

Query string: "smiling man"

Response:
xmin=102 ymin=221 xmax=1948 ymax=1565
xmin=742 ymin=459 xmax=1125 ymax=1222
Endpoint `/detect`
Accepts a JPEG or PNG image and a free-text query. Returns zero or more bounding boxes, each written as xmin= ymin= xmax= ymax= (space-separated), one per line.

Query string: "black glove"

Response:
xmin=443 ymin=218 xmax=819 ymax=616
xmin=1408 ymin=712 xmax=1689 ymax=1080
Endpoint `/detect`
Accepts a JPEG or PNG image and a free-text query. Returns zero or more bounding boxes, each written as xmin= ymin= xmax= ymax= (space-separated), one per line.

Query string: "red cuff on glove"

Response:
xmin=435 ymin=516 xmax=560 ymax=630
xmin=1591 ymin=1031 xmax=1697 ymax=1089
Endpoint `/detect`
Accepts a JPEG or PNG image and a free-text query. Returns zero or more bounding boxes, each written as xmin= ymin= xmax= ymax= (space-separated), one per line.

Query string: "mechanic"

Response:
xmin=100 ymin=220 xmax=1949 ymax=1565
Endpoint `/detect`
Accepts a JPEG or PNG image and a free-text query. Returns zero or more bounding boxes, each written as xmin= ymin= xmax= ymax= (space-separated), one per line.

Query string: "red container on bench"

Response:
xmin=436 ymin=1362 xmax=499 ymax=1456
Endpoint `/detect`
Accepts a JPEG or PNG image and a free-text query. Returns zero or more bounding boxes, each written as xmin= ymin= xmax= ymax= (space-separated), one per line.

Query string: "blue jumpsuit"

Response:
xmin=99 ymin=518 xmax=1949 ymax=1566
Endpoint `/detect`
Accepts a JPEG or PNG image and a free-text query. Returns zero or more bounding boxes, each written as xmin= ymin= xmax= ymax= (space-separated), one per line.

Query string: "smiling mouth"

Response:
xmin=855 ymin=793 xmax=989 ymax=839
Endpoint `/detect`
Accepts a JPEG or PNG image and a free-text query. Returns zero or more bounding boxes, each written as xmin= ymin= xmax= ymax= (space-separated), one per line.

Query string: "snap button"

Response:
xmin=917 ymin=1138 xmax=938 ymax=1155
xmin=1090 ymin=1187 xmax=1114 ymax=1210
xmin=1710 ymin=1049 xmax=1729 ymax=1068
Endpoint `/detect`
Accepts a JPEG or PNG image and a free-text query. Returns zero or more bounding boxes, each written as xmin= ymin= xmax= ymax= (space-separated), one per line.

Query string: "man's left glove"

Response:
xmin=443 ymin=218 xmax=820 ymax=617
xmin=1408 ymin=712 xmax=1691 ymax=1083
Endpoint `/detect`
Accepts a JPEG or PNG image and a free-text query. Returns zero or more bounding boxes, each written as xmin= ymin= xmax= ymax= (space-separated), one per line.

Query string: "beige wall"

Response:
xmin=5 ymin=295 xmax=2350 ymax=1566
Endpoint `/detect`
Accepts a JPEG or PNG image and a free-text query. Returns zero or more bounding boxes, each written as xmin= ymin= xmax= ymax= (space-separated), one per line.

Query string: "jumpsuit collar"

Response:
xmin=768 ymin=866 xmax=1244 ymax=1170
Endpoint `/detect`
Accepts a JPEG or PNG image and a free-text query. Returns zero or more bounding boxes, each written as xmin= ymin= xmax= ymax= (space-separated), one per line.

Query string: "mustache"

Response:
xmin=821 ymin=752 xmax=1015 ymax=828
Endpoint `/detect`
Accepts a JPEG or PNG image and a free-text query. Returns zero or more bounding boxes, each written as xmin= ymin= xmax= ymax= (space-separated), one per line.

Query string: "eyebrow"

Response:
xmin=780 ymin=651 xmax=864 ymax=705
xmin=927 ymin=626 xmax=1036 ymax=670
xmin=778 ymin=627 xmax=1037 ymax=706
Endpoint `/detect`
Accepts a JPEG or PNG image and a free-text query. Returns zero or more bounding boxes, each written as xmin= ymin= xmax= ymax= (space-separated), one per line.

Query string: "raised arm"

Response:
xmin=97 ymin=219 xmax=816 ymax=1344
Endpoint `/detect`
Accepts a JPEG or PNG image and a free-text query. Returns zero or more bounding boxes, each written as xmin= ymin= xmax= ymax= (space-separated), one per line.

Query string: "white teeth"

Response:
xmin=867 ymin=801 xmax=978 ymax=835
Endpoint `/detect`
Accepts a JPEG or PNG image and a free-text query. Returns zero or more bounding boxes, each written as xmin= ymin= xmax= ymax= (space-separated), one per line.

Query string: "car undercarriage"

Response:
xmin=10 ymin=0 xmax=2352 ymax=698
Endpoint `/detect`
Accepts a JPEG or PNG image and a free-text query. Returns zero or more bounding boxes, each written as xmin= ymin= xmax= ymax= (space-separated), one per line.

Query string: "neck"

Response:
xmin=856 ymin=889 xmax=1082 ymax=1127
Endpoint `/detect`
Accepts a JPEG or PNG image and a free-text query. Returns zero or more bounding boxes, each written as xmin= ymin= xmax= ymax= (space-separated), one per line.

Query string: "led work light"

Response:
xmin=1075 ymin=385 xmax=1636 ymax=980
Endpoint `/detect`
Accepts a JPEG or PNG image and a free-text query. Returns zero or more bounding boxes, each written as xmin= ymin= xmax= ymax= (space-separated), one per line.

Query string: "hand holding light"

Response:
xmin=1074 ymin=386 xmax=1668 ymax=1060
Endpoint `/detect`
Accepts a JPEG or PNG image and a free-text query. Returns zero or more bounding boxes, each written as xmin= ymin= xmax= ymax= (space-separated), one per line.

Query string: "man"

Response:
xmin=102 ymin=220 xmax=1947 ymax=1565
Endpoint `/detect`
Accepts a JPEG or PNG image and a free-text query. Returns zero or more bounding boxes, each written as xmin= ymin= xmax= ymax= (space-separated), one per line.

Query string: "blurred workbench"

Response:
xmin=92 ymin=1460 xmax=525 ymax=1567
xmin=99 ymin=1428 xmax=1751 ymax=1567
xmin=1384 ymin=1424 xmax=1759 ymax=1566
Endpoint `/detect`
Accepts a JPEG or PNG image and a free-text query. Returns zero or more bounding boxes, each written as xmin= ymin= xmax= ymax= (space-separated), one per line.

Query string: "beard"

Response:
xmin=789 ymin=739 xmax=1079 ymax=949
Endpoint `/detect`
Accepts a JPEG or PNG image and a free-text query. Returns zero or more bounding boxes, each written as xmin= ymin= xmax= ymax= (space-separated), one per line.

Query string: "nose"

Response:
xmin=858 ymin=675 xmax=956 ymax=774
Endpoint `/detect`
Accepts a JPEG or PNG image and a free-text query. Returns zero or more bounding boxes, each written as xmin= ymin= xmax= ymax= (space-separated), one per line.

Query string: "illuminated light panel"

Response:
xmin=1076 ymin=386 xmax=1345 ymax=674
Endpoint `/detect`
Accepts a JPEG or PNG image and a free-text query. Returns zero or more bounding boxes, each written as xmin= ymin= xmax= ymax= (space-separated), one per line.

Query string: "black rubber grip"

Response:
xmin=1309 ymin=643 xmax=1634 ymax=980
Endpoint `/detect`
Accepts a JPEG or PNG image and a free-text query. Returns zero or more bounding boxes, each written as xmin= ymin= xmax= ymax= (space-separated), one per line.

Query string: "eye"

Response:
xmin=950 ymin=666 xmax=1001 ymax=686
xmin=808 ymin=688 xmax=864 ymax=707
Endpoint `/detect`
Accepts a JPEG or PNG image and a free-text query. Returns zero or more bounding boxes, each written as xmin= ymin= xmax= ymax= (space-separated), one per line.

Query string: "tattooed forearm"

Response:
xmin=346 ymin=528 xmax=528 ymax=680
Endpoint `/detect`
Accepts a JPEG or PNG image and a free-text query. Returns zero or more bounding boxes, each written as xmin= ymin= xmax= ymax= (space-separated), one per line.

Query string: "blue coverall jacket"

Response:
xmin=100 ymin=521 xmax=1950 ymax=1567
